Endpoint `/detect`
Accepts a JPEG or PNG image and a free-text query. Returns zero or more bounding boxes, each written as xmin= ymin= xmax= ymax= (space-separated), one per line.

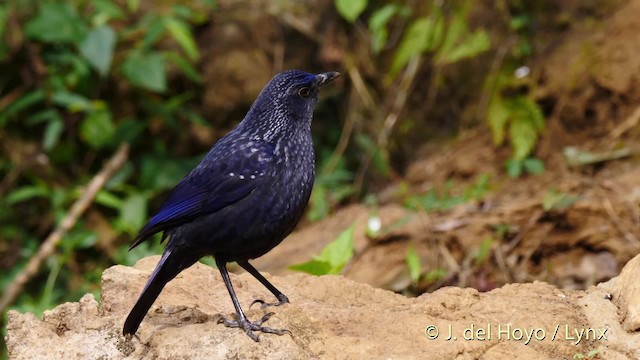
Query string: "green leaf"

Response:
xmin=509 ymin=116 xmax=537 ymax=160
xmin=0 ymin=5 xmax=8 ymax=39
xmin=121 ymin=51 xmax=167 ymax=93
xmin=0 ymin=90 xmax=45 ymax=126
xmin=542 ymin=189 xmax=581 ymax=211
xmin=80 ymin=110 xmax=115 ymax=148
xmin=474 ymin=238 xmax=493 ymax=266
xmin=405 ymin=245 xmax=421 ymax=283
xmin=165 ymin=52 xmax=203 ymax=83
xmin=290 ymin=224 xmax=355 ymax=275
xmin=79 ymin=25 xmax=116 ymax=76
xmin=65 ymin=229 xmax=98 ymax=249
xmin=6 ymin=186 xmax=49 ymax=205
xmin=369 ymin=4 xmax=399 ymax=33
xmin=43 ymin=116 xmax=64 ymax=151
xmin=335 ymin=0 xmax=367 ymax=23
xmin=95 ymin=190 xmax=124 ymax=209
xmin=127 ymin=0 xmax=141 ymax=12
xmin=139 ymin=155 xmax=199 ymax=191
xmin=368 ymin=4 xmax=399 ymax=53
xmin=52 ymin=91 xmax=92 ymax=112
xmin=522 ymin=97 xmax=545 ymax=131
xmin=164 ymin=17 xmax=199 ymax=61
xmin=106 ymin=162 xmax=134 ymax=189
xmin=437 ymin=30 xmax=490 ymax=65
xmin=505 ymin=158 xmax=523 ymax=178
xmin=307 ymin=185 xmax=329 ymax=222
xmin=354 ymin=133 xmax=390 ymax=176
xmin=425 ymin=12 xmax=445 ymax=52
xmin=112 ymin=119 xmax=146 ymax=144
xmin=317 ymin=224 xmax=355 ymax=268
xmin=487 ymin=97 xmax=509 ymax=145
xmin=424 ymin=268 xmax=447 ymax=283
xmin=288 ymin=259 xmax=333 ymax=276
xmin=523 ymin=157 xmax=544 ymax=175
xmin=390 ymin=17 xmax=432 ymax=75
xmin=25 ymin=3 xmax=87 ymax=44
xmin=141 ymin=16 xmax=166 ymax=49
xmin=91 ymin=0 xmax=125 ymax=21
xmin=437 ymin=15 xmax=465 ymax=60
xmin=118 ymin=193 xmax=148 ymax=233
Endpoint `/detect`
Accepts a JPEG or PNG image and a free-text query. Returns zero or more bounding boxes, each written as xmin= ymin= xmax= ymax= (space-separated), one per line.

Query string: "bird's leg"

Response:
xmin=215 ymin=257 xmax=290 ymax=341
xmin=238 ymin=260 xmax=290 ymax=309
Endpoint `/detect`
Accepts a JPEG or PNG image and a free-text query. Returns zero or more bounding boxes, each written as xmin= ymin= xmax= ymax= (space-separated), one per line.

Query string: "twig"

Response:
xmin=0 ymin=143 xmax=129 ymax=313
xmin=502 ymin=209 xmax=543 ymax=253
xmin=353 ymin=56 xmax=421 ymax=194
xmin=601 ymin=196 xmax=640 ymax=245
xmin=474 ymin=39 xmax=514 ymax=122
xmin=492 ymin=241 xmax=513 ymax=283
xmin=323 ymin=58 xmax=372 ymax=175
xmin=609 ymin=106 xmax=640 ymax=140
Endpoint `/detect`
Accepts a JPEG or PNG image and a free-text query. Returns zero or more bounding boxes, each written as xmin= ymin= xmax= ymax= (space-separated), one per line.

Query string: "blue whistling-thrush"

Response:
xmin=122 ymin=70 xmax=340 ymax=341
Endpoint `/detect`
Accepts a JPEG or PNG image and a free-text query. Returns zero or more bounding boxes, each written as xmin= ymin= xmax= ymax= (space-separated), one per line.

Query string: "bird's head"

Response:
xmin=243 ymin=70 xmax=340 ymax=140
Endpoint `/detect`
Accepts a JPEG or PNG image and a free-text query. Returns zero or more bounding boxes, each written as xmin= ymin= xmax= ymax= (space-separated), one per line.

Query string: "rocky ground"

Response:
xmin=5 ymin=254 xmax=640 ymax=359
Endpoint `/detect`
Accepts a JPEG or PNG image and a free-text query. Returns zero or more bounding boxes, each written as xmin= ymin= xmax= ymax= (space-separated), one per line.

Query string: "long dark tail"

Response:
xmin=123 ymin=248 xmax=198 ymax=335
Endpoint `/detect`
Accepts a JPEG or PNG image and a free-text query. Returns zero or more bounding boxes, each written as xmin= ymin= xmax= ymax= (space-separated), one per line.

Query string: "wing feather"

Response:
xmin=129 ymin=140 xmax=274 ymax=249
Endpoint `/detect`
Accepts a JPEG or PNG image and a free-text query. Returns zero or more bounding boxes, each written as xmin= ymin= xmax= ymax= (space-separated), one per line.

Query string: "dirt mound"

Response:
xmin=6 ymin=255 xmax=640 ymax=359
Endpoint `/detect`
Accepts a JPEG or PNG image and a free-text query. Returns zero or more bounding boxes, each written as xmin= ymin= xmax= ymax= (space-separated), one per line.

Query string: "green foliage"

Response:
xmin=505 ymin=157 xmax=545 ymax=178
xmin=335 ymin=0 xmax=367 ymax=23
xmin=424 ymin=268 xmax=448 ymax=284
xmin=391 ymin=17 xmax=440 ymax=75
xmin=0 ymin=1 xmax=214 ymax=350
xmin=404 ymin=174 xmax=490 ymax=212
xmin=290 ymin=224 xmax=355 ymax=275
xmin=81 ymin=110 xmax=116 ymax=148
xmin=387 ymin=2 xmax=490 ymax=76
xmin=542 ymin=189 xmax=581 ymax=211
xmin=482 ymin=6 xmax=546 ymax=175
xmin=473 ymin=238 xmax=493 ymax=266
xmin=354 ymin=133 xmax=391 ymax=177
xmin=25 ymin=3 xmax=88 ymax=44
xmin=368 ymin=4 xmax=411 ymax=53
xmin=405 ymin=245 xmax=421 ymax=284
xmin=79 ymin=25 xmax=116 ymax=76
xmin=488 ymin=95 xmax=545 ymax=162
xmin=307 ymin=156 xmax=355 ymax=222
xmin=121 ymin=50 xmax=168 ymax=92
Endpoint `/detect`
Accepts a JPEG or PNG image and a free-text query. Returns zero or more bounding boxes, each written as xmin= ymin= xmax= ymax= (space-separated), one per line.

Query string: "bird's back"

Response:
xmin=160 ymin=127 xmax=314 ymax=261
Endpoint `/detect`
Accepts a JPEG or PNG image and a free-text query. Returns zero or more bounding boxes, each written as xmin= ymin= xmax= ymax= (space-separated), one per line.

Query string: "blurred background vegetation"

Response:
xmin=2 ymin=0 xmax=631 ymax=357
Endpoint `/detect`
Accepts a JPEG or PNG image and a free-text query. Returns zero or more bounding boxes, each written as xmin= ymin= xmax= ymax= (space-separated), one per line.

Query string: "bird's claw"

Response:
xmin=218 ymin=312 xmax=291 ymax=341
xmin=249 ymin=294 xmax=290 ymax=309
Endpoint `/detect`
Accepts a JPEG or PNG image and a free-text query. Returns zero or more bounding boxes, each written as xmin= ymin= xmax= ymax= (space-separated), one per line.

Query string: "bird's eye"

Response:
xmin=298 ymin=87 xmax=311 ymax=98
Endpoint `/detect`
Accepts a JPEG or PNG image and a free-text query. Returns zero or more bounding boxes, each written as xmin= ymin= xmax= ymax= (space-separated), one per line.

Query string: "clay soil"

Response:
xmin=255 ymin=0 xmax=640 ymax=297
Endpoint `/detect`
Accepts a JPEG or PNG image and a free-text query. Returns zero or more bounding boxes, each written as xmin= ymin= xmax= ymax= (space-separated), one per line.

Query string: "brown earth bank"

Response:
xmin=5 ymin=254 xmax=640 ymax=359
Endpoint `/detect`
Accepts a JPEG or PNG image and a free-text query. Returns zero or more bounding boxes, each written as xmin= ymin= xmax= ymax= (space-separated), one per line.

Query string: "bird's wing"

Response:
xmin=129 ymin=141 xmax=275 ymax=249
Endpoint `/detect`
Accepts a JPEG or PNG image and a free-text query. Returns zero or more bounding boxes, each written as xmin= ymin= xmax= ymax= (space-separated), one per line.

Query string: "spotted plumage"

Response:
xmin=123 ymin=70 xmax=340 ymax=341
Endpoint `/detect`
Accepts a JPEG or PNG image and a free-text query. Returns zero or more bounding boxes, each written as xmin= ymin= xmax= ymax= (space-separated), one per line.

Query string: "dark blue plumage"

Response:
xmin=123 ymin=70 xmax=340 ymax=341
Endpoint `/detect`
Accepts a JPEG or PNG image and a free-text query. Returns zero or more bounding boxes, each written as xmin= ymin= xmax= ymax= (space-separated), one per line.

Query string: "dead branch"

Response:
xmin=0 ymin=143 xmax=129 ymax=313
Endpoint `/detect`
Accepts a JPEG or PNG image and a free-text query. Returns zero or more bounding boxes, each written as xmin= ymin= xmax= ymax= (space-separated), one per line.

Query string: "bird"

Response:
xmin=122 ymin=70 xmax=340 ymax=341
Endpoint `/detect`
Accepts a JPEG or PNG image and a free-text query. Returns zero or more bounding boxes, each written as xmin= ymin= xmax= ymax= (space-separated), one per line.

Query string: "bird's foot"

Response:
xmin=218 ymin=312 xmax=291 ymax=342
xmin=250 ymin=293 xmax=289 ymax=309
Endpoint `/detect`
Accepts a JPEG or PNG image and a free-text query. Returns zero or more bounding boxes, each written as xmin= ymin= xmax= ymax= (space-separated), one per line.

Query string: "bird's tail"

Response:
xmin=123 ymin=248 xmax=198 ymax=335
